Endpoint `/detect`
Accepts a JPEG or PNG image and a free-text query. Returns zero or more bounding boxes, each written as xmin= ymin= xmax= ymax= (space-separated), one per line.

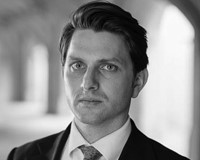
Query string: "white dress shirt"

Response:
xmin=61 ymin=117 xmax=131 ymax=160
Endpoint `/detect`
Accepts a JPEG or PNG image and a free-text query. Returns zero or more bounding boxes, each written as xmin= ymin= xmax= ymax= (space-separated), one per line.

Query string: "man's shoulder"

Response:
xmin=7 ymin=131 xmax=65 ymax=160
xmin=148 ymin=137 xmax=189 ymax=160
xmin=22 ymin=131 xmax=63 ymax=148
xmin=129 ymin=120 xmax=190 ymax=160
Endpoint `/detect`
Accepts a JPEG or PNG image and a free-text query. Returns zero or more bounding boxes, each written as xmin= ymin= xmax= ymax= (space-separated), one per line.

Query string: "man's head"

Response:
xmin=59 ymin=0 xmax=148 ymax=74
xmin=60 ymin=1 xmax=149 ymax=127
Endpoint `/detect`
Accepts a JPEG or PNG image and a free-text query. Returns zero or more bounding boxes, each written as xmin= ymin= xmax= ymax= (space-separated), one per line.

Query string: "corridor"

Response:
xmin=0 ymin=102 xmax=73 ymax=160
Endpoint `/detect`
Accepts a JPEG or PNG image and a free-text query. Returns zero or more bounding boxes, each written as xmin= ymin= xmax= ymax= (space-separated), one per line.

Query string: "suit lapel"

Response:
xmin=51 ymin=123 xmax=71 ymax=160
xmin=30 ymin=123 xmax=71 ymax=160
xmin=119 ymin=120 xmax=156 ymax=160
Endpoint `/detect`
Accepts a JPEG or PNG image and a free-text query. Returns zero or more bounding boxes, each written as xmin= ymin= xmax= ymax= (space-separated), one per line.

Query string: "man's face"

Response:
xmin=63 ymin=29 xmax=135 ymax=126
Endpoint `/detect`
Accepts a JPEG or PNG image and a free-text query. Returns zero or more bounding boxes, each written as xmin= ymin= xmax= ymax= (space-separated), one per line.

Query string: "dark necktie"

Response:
xmin=78 ymin=145 xmax=102 ymax=160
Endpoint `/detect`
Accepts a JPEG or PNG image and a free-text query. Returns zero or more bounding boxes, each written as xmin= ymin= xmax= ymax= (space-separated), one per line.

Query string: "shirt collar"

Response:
xmin=68 ymin=120 xmax=89 ymax=156
xmin=68 ymin=117 xmax=131 ymax=160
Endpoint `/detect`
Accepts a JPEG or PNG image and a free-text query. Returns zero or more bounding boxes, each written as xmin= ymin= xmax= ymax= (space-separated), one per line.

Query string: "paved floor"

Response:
xmin=0 ymin=102 xmax=73 ymax=160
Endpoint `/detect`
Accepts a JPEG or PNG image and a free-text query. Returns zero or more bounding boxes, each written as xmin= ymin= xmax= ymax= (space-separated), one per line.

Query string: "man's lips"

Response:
xmin=78 ymin=97 xmax=102 ymax=104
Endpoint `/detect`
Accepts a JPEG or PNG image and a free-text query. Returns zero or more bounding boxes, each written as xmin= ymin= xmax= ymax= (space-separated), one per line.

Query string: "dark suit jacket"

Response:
xmin=7 ymin=120 xmax=189 ymax=160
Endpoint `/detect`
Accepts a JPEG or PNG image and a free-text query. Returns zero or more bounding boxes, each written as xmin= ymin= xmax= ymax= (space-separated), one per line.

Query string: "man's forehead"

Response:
xmin=67 ymin=29 xmax=129 ymax=61
xmin=70 ymin=29 xmax=126 ymax=49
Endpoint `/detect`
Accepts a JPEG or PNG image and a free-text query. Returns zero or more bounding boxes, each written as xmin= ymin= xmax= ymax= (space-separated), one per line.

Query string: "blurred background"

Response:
xmin=0 ymin=0 xmax=199 ymax=159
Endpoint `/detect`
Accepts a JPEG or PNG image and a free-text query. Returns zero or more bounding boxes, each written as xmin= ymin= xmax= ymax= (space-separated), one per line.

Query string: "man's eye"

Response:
xmin=100 ymin=64 xmax=118 ymax=72
xmin=71 ymin=62 xmax=86 ymax=71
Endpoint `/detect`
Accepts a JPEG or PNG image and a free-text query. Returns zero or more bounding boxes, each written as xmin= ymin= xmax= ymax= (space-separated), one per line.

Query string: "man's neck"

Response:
xmin=74 ymin=115 xmax=129 ymax=144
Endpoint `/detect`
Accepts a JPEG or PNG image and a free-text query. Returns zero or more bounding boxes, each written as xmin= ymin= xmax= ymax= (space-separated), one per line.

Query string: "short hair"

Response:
xmin=59 ymin=0 xmax=148 ymax=73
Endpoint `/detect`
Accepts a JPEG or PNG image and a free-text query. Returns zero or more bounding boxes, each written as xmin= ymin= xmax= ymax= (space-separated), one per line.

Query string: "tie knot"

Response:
xmin=78 ymin=145 xmax=102 ymax=160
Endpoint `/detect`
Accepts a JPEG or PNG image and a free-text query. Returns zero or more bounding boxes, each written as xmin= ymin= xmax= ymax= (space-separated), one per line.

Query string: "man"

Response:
xmin=8 ymin=1 xmax=189 ymax=160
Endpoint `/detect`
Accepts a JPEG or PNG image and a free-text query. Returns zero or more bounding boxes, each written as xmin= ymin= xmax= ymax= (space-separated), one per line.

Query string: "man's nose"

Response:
xmin=81 ymin=68 xmax=99 ymax=91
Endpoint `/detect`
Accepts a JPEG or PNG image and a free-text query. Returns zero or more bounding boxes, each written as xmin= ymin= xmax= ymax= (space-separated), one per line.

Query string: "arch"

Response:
xmin=168 ymin=0 xmax=200 ymax=32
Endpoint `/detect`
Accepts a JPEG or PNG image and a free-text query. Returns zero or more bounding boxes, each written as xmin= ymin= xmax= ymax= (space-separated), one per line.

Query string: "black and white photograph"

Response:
xmin=0 ymin=0 xmax=199 ymax=159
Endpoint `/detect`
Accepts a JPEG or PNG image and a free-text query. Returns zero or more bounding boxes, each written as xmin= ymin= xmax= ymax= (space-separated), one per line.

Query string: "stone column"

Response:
xmin=8 ymin=30 xmax=26 ymax=101
xmin=46 ymin=22 xmax=62 ymax=114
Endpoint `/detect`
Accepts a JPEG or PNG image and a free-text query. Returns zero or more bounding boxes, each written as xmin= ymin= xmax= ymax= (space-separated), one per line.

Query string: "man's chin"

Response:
xmin=75 ymin=114 xmax=105 ymax=126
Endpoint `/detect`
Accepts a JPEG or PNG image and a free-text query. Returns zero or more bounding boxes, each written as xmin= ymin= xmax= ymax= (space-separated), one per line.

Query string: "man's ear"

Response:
xmin=132 ymin=69 xmax=148 ymax=98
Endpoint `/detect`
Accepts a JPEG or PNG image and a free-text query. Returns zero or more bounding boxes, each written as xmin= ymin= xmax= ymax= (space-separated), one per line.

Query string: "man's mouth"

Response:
xmin=78 ymin=98 xmax=102 ymax=105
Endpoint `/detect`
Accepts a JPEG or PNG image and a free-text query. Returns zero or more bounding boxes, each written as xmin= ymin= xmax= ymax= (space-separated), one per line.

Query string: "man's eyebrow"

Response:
xmin=67 ymin=55 xmax=125 ymax=65
xmin=67 ymin=55 xmax=84 ymax=61
xmin=98 ymin=58 xmax=125 ymax=65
